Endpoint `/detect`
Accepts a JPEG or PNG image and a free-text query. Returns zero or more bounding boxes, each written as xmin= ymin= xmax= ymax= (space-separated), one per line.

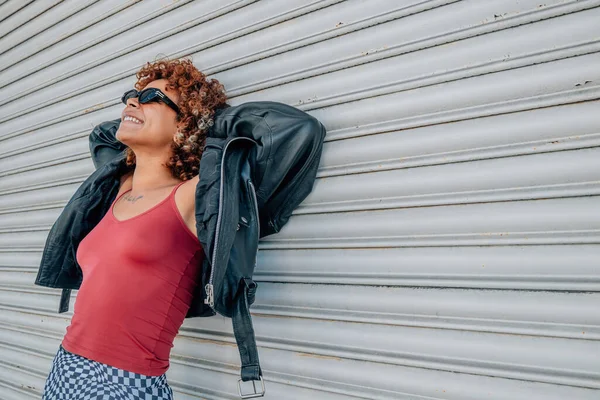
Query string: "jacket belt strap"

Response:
xmin=59 ymin=288 xmax=71 ymax=313
xmin=232 ymin=278 xmax=265 ymax=398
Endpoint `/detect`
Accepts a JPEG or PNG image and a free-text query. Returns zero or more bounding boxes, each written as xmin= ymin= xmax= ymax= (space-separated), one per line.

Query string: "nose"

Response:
xmin=126 ymin=97 xmax=140 ymax=108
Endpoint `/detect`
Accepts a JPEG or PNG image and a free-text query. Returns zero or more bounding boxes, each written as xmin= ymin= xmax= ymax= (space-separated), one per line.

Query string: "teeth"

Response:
xmin=124 ymin=116 xmax=142 ymax=124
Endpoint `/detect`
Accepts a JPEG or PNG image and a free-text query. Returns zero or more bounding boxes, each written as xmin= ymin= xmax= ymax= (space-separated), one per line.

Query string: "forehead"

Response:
xmin=143 ymin=79 xmax=179 ymax=104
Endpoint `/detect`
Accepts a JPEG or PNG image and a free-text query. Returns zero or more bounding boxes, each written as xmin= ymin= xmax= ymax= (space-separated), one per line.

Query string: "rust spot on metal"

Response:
xmin=84 ymin=104 xmax=105 ymax=113
xmin=253 ymin=313 xmax=289 ymax=320
xmin=192 ymin=337 xmax=237 ymax=347
xmin=297 ymin=352 xmax=342 ymax=361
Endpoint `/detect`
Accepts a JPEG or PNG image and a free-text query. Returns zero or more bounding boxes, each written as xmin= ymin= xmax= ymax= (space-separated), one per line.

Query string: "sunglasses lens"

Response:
xmin=139 ymin=89 xmax=157 ymax=104
xmin=122 ymin=89 xmax=138 ymax=104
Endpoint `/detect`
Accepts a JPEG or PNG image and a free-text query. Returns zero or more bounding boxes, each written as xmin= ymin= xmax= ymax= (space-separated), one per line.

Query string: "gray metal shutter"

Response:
xmin=1 ymin=0 xmax=598 ymax=398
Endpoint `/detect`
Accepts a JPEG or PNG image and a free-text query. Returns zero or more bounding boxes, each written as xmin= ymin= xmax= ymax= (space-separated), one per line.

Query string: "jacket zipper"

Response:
xmin=248 ymin=180 xmax=260 ymax=264
xmin=204 ymin=136 xmax=256 ymax=309
xmin=248 ymin=180 xmax=259 ymax=239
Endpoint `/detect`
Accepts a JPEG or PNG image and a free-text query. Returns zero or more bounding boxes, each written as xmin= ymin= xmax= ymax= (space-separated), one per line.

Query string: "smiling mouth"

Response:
xmin=123 ymin=115 xmax=144 ymax=125
xmin=122 ymin=120 xmax=144 ymax=129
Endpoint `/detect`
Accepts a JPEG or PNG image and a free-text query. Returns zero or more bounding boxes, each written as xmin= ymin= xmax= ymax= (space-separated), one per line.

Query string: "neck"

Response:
xmin=128 ymin=153 xmax=181 ymax=192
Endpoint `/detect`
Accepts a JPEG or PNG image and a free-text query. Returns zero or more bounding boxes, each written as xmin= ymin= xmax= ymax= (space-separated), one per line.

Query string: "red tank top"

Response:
xmin=61 ymin=180 xmax=203 ymax=376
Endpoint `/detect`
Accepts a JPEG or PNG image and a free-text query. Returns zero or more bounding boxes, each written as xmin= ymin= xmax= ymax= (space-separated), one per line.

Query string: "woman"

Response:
xmin=41 ymin=57 xmax=228 ymax=399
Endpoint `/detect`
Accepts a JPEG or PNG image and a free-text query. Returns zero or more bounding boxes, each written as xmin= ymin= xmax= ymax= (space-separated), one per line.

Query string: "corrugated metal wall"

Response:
xmin=1 ymin=0 xmax=599 ymax=399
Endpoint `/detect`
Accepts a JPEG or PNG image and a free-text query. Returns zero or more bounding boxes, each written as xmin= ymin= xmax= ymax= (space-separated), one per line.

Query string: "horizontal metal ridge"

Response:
xmin=261 ymin=229 xmax=600 ymax=248
xmin=318 ymin=131 xmax=600 ymax=178
xmin=323 ymin=85 xmax=600 ymax=142
xmin=2 ymin=1 xmax=597 ymax=128
xmin=187 ymin=322 xmax=600 ymax=389
xmin=0 ymin=0 xmax=337 ymax=114
xmin=228 ymin=5 xmax=600 ymax=97
xmin=2 ymin=306 xmax=598 ymax=398
xmin=0 ymin=0 xmax=181 ymax=73
xmin=302 ymin=182 xmax=600 ymax=214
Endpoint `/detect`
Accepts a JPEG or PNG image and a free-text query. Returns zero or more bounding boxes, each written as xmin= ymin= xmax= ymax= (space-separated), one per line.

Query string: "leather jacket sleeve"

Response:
xmin=210 ymin=101 xmax=327 ymax=237
xmin=88 ymin=118 xmax=126 ymax=169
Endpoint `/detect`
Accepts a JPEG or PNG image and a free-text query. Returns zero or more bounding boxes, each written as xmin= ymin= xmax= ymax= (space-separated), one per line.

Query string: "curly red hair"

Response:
xmin=124 ymin=56 xmax=229 ymax=180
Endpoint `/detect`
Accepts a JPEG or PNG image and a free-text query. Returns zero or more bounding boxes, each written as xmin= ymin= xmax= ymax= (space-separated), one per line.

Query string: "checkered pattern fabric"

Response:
xmin=41 ymin=345 xmax=173 ymax=399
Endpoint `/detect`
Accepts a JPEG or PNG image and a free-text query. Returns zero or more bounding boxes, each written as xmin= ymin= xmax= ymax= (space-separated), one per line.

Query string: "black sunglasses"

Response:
xmin=121 ymin=88 xmax=180 ymax=115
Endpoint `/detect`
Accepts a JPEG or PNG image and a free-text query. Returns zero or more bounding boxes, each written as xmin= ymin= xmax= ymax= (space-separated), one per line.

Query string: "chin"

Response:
xmin=115 ymin=132 xmax=133 ymax=147
xmin=116 ymin=126 xmax=139 ymax=143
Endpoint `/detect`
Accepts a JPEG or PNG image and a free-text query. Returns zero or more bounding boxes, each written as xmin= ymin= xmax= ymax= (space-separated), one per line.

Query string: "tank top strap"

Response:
xmin=172 ymin=180 xmax=186 ymax=192
xmin=169 ymin=180 xmax=186 ymax=200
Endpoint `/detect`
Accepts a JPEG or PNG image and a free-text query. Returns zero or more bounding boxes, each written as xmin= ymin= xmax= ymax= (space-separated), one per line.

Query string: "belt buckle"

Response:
xmin=238 ymin=376 xmax=265 ymax=398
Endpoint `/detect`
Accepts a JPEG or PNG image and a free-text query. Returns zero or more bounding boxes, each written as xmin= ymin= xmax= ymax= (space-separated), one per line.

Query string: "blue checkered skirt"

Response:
xmin=41 ymin=344 xmax=174 ymax=400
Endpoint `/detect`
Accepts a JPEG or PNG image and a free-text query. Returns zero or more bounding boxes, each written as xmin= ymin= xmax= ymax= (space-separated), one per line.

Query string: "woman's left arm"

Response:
xmin=88 ymin=118 xmax=126 ymax=170
xmin=211 ymin=101 xmax=327 ymax=237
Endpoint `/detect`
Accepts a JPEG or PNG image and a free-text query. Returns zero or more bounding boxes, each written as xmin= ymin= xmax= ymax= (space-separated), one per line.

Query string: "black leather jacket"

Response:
xmin=34 ymin=100 xmax=326 ymax=397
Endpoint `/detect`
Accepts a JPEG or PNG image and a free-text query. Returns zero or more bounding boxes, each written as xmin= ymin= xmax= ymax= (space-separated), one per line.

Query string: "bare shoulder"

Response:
xmin=175 ymin=174 xmax=199 ymax=238
xmin=179 ymin=174 xmax=199 ymax=199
